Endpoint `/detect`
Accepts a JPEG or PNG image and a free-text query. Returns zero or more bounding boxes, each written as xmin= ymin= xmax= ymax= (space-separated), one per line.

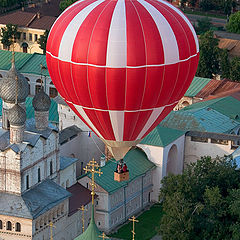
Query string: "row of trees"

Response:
xmin=0 ymin=24 xmax=49 ymax=53
xmin=158 ymin=156 xmax=240 ymax=240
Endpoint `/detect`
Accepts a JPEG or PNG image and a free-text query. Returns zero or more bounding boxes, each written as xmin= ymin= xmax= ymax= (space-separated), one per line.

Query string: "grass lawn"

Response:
xmin=109 ymin=204 xmax=163 ymax=240
xmin=183 ymin=9 xmax=227 ymax=19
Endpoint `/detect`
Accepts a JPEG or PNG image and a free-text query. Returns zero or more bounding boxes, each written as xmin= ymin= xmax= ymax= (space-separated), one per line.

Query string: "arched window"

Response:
xmin=6 ymin=221 xmax=12 ymax=230
xmin=0 ymin=74 xmax=3 ymax=78
xmin=0 ymin=220 xmax=2 ymax=229
xmin=35 ymin=85 xmax=42 ymax=94
xmin=50 ymin=161 xmax=53 ymax=175
xmin=36 ymin=79 xmax=42 ymax=83
xmin=49 ymin=87 xmax=58 ymax=98
xmin=15 ymin=222 xmax=21 ymax=232
xmin=38 ymin=168 xmax=41 ymax=183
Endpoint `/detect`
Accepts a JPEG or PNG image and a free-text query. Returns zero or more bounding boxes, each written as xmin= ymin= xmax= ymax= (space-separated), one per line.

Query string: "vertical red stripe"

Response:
xmin=125 ymin=0 xmax=146 ymax=66
xmin=106 ymin=68 xmax=126 ymax=110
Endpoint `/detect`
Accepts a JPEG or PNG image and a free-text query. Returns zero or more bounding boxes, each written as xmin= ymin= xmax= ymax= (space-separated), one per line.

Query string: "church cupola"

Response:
xmin=8 ymin=104 xmax=26 ymax=144
xmin=0 ymin=52 xmax=29 ymax=129
xmin=32 ymin=87 xmax=51 ymax=130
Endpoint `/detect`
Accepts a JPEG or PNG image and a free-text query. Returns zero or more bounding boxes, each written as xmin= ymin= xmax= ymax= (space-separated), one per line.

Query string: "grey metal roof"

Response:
xmin=60 ymin=156 xmax=78 ymax=170
xmin=0 ymin=179 xmax=71 ymax=219
xmin=22 ymin=179 xmax=71 ymax=219
xmin=59 ymin=125 xmax=81 ymax=145
xmin=33 ymin=88 xmax=51 ymax=112
xmin=0 ymin=119 xmax=58 ymax=153
xmin=0 ymin=63 xmax=29 ymax=103
xmin=8 ymin=104 xmax=26 ymax=126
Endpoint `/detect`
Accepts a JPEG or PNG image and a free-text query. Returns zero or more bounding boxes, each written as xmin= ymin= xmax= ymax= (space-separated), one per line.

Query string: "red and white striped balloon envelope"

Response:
xmin=46 ymin=0 xmax=199 ymax=160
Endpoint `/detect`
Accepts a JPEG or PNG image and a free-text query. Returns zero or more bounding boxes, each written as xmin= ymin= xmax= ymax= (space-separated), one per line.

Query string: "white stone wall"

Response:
xmin=184 ymin=136 xmax=235 ymax=165
xmin=0 ymin=149 xmax=21 ymax=194
xmin=20 ymin=131 xmax=59 ymax=192
xmin=59 ymin=162 xmax=77 ymax=189
xmin=138 ymin=134 xmax=185 ymax=202
xmin=80 ymin=170 xmax=153 ymax=233
xmin=60 ymin=131 xmax=104 ymax=177
xmin=0 ymin=214 xmax=32 ymax=240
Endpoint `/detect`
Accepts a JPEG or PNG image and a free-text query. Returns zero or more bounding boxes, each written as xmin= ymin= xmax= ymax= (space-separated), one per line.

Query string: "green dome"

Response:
xmin=74 ymin=206 xmax=110 ymax=240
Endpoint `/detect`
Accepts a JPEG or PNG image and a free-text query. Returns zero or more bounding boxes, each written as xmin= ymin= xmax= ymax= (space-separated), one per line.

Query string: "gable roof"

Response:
xmin=140 ymin=125 xmax=185 ymax=147
xmin=0 ymin=179 xmax=70 ymax=219
xmin=87 ymin=148 xmax=155 ymax=194
xmin=0 ymin=11 xmax=56 ymax=30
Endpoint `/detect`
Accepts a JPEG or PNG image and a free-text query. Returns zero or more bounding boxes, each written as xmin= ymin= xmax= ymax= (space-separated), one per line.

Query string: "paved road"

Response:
xmin=186 ymin=13 xmax=227 ymax=27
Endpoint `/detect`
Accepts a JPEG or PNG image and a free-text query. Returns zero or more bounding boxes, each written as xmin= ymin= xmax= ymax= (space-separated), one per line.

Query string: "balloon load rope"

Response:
xmin=87 ymin=131 xmax=120 ymax=164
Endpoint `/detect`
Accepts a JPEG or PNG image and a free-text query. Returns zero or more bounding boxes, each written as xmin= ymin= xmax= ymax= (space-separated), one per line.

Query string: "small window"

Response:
xmin=29 ymin=33 xmax=32 ymax=41
xmin=0 ymin=74 xmax=2 ymax=78
xmin=23 ymin=32 xmax=26 ymax=40
xmin=34 ymin=34 xmax=38 ymax=42
xmin=98 ymin=222 xmax=101 ymax=226
xmin=191 ymin=136 xmax=208 ymax=143
xmin=38 ymin=168 xmax=41 ymax=183
xmin=26 ymin=175 xmax=29 ymax=190
xmin=6 ymin=221 xmax=12 ymax=230
xmin=211 ymin=138 xmax=228 ymax=145
xmin=0 ymin=220 xmax=2 ymax=229
xmin=15 ymin=222 xmax=21 ymax=232
xmin=49 ymin=87 xmax=58 ymax=98
xmin=50 ymin=161 xmax=53 ymax=175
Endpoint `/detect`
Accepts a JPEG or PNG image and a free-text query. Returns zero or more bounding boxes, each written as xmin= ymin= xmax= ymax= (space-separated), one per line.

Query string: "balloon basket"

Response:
xmin=114 ymin=171 xmax=129 ymax=182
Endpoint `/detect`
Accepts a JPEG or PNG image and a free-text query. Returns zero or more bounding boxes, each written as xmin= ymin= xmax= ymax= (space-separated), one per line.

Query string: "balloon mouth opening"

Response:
xmin=102 ymin=139 xmax=142 ymax=161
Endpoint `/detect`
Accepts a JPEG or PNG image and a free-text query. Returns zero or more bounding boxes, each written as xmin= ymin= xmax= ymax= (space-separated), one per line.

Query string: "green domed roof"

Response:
xmin=74 ymin=206 xmax=109 ymax=240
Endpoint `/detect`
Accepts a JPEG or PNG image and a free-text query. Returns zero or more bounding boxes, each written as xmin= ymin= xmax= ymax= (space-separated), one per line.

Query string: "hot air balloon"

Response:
xmin=46 ymin=0 xmax=199 ymax=179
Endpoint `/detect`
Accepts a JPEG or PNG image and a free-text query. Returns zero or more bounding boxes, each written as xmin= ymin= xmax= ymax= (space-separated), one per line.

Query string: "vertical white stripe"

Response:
xmin=73 ymin=105 xmax=104 ymax=139
xmin=137 ymin=0 xmax=179 ymax=64
xmin=49 ymin=0 xmax=85 ymax=34
xmin=109 ymin=111 xmax=125 ymax=141
xmin=58 ymin=0 xmax=105 ymax=61
xmin=158 ymin=0 xmax=199 ymax=52
xmin=106 ymin=0 xmax=127 ymax=67
xmin=137 ymin=107 xmax=164 ymax=139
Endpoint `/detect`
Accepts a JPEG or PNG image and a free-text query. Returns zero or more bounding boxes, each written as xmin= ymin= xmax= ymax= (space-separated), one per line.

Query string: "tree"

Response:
xmin=220 ymin=49 xmax=230 ymax=79
xmin=226 ymin=11 xmax=240 ymax=34
xmin=229 ymin=57 xmax=240 ymax=82
xmin=196 ymin=31 xmax=220 ymax=78
xmin=0 ymin=24 xmax=20 ymax=50
xmin=37 ymin=30 xmax=49 ymax=54
xmin=195 ymin=17 xmax=212 ymax=35
xmin=59 ymin=0 xmax=77 ymax=11
xmin=158 ymin=156 xmax=240 ymax=240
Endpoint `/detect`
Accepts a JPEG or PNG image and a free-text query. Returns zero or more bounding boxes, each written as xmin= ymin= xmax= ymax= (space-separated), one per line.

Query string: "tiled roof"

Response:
xmin=89 ymin=148 xmax=155 ymax=194
xmin=196 ymin=80 xmax=240 ymax=98
xmin=67 ymin=183 xmax=93 ymax=216
xmin=0 ymin=179 xmax=71 ymax=219
xmin=184 ymin=77 xmax=211 ymax=97
xmin=140 ymin=125 xmax=185 ymax=147
xmin=0 ymin=50 xmax=49 ymax=76
xmin=160 ymin=96 xmax=240 ymax=133
xmin=60 ymin=156 xmax=78 ymax=170
xmin=184 ymin=96 xmax=240 ymax=123
xmin=0 ymin=11 xmax=56 ymax=30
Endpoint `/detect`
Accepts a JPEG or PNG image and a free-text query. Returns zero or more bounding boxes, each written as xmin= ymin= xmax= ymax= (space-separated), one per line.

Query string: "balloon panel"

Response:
xmin=46 ymin=0 xmax=199 ymax=143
